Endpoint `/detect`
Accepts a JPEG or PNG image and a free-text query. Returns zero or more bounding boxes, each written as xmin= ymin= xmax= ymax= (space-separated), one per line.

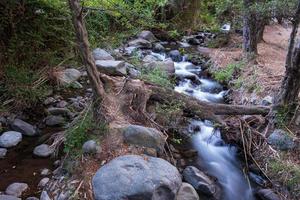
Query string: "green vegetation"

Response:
xmin=212 ymin=61 xmax=244 ymax=83
xmin=64 ymin=108 xmax=107 ymax=157
xmin=269 ymin=159 xmax=300 ymax=197
xmin=140 ymin=68 xmax=173 ymax=88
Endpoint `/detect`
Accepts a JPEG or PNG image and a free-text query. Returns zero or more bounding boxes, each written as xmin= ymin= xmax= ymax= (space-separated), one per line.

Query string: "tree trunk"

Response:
xmin=243 ymin=0 xmax=258 ymax=56
xmin=68 ymin=0 xmax=107 ymax=121
xmin=274 ymin=0 xmax=300 ymax=107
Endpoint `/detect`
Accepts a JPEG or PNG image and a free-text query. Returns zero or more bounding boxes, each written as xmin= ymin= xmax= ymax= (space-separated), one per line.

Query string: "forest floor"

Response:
xmin=210 ymin=24 xmax=291 ymax=98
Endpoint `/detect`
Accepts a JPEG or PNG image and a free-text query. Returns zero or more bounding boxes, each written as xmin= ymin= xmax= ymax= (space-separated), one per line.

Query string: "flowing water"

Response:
xmin=151 ymin=50 xmax=254 ymax=200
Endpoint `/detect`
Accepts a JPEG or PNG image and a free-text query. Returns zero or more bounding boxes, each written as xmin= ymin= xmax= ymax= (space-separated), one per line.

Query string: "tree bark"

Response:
xmin=68 ymin=0 xmax=107 ymax=120
xmin=274 ymin=0 xmax=300 ymax=107
xmin=243 ymin=0 xmax=258 ymax=56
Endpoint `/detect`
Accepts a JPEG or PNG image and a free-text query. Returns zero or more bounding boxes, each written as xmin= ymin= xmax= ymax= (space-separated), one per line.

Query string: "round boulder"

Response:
xmin=5 ymin=182 xmax=28 ymax=197
xmin=267 ymin=129 xmax=295 ymax=150
xmin=11 ymin=119 xmax=37 ymax=136
xmin=82 ymin=140 xmax=101 ymax=154
xmin=92 ymin=155 xmax=182 ymax=200
xmin=33 ymin=144 xmax=53 ymax=157
xmin=0 ymin=131 xmax=22 ymax=148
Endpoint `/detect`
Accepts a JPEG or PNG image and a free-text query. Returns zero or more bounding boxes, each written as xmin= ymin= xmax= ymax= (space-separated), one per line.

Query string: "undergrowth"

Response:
xmin=212 ymin=61 xmax=244 ymax=83
xmin=64 ymin=108 xmax=107 ymax=158
xmin=140 ymin=67 xmax=174 ymax=88
xmin=268 ymin=158 xmax=300 ymax=198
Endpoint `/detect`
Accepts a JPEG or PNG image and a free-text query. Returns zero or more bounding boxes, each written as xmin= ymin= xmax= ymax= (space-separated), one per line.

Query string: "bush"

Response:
xmin=212 ymin=61 xmax=244 ymax=83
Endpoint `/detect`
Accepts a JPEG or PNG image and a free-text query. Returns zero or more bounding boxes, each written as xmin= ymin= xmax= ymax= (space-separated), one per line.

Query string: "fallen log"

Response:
xmin=148 ymin=85 xmax=270 ymax=118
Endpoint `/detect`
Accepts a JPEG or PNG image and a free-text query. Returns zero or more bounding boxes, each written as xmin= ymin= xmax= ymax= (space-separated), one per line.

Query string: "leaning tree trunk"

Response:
xmin=243 ymin=0 xmax=258 ymax=56
xmin=68 ymin=0 xmax=107 ymax=121
xmin=274 ymin=0 xmax=300 ymax=107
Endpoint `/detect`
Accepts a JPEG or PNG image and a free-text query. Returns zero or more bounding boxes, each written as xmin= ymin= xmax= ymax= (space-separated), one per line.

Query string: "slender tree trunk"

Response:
xmin=274 ymin=0 xmax=300 ymax=107
xmin=243 ymin=0 xmax=258 ymax=56
xmin=68 ymin=0 xmax=107 ymax=121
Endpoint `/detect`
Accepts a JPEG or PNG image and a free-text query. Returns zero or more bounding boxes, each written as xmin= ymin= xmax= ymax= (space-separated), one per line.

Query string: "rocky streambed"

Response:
xmin=0 ymin=30 xmax=282 ymax=200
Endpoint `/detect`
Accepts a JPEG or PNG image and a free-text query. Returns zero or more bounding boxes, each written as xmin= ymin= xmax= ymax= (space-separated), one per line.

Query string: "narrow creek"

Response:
xmin=147 ymin=44 xmax=254 ymax=199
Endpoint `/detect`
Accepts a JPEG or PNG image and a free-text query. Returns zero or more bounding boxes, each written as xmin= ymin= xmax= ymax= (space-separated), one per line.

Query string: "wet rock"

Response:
xmin=183 ymin=166 xmax=217 ymax=196
xmin=40 ymin=191 xmax=51 ymax=200
xmin=38 ymin=178 xmax=50 ymax=188
xmin=261 ymin=96 xmax=273 ymax=106
xmin=176 ymin=182 xmax=199 ymax=200
xmin=95 ymin=60 xmax=127 ymax=76
xmin=43 ymin=97 xmax=56 ymax=105
xmin=11 ymin=119 xmax=37 ymax=136
xmin=267 ymin=129 xmax=295 ymax=150
xmin=58 ymin=68 xmax=81 ymax=86
xmin=123 ymin=46 xmax=138 ymax=56
xmin=255 ymin=189 xmax=280 ymax=200
xmin=249 ymin=172 xmax=267 ymax=187
xmin=0 ymin=195 xmax=21 ymax=200
xmin=123 ymin=125 xmax=166 ymax=150
xmin=169 ymin=50 xmax=182 ymax=62
xmin=138 ymin=30 xmax=157 ymax=42
xmin=5 ymin=183 xmax=28 ymax=197
xmin=44 ymin=115 xmax=65 ymax=127
xmin=0 ymin=148 xmax=7 ymax=158
xmin=93 ymin=48 xmax=114 ymax=61
xmin=92 ymin=155 xmax=182 ymax=200
xmin=82 ymin=140 xmax=101 ymax=154
xmin=128 ymin=38 xmax=152 ymax=49
xmin=153 ymin=43 xmax=165 ymax=52
xmin=0 ymin=131 xmax=22 ymax=148
xmin=33 ymin=144 xmax=53 ymax=157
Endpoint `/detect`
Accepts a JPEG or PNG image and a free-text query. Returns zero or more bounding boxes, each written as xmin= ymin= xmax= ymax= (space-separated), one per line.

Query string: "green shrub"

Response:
xmin=212 ymin=61 xmax=244 ymax=83
xmin=140 ymin=68 xmax=173 ymax=88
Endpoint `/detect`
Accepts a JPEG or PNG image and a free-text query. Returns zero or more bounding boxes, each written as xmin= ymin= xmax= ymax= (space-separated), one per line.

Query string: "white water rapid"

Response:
xmin=152 ymin=51 xmax=254 ymax=200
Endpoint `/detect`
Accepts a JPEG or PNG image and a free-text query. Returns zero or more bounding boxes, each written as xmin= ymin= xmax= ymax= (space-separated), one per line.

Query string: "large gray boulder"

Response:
xmin=92 ymin=155 xmax=182 ymax=200
xmin=5 ymin=182 xmax=28 ymax=197
xmin=11 ymin=119 xmax=37 ymax=136
xmin=182 ymin=166 xmax=217 ymax=196
xmin=267 ymin=129 xmax=295 ymax=150
xmin=33 ymin=144 xmax=53 ymax=157
xmin=176 ymin=183 xmax=199 ymax=200
xmin=0 ymin=195 xmax=21 ymax=200
xmin=95 ymin=60 xmax=127 ymax=76
xmin=128 ymin=38 xmax=152 ymax=49
xmin=138 ymin=30 xmax=157 ymax=42
xmin=123 ymin=125 xmax=166 ymax=150
xmin=93 ymin=48 xmax=115 ymax=61
xmin=0 ymin=131 xmax=22 ymax=148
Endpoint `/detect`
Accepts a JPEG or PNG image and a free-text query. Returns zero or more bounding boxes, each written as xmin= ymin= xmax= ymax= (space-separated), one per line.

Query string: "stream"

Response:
xmin=149 ymin=47 xmax=254 ymax=199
